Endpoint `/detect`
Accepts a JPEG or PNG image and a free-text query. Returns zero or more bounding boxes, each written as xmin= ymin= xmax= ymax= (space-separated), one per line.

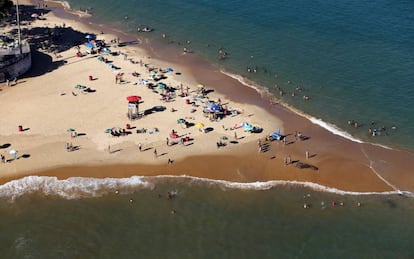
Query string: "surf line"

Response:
xmin=360 ymin=146 xmax=401 ymax=193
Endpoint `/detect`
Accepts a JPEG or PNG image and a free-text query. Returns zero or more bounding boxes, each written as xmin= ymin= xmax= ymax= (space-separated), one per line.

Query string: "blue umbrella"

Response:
xmin=166 ymin=67 xmax=173 ymax=72
xmin=85 ymin=42 xmax=94 ymax=48
xmin=211 ymin=104 xmax=220 ymax=112
xmin=85 ymin=34 xmax=94 ymax=39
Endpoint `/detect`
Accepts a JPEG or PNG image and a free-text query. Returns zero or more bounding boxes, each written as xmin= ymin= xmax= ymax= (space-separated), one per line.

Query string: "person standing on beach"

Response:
xmin=154 ymin=149 xmax=157 ymax=158
xmin=166 ymin=137 xmax=169 ymax=146
xmin=305 ymin=151 xmax=310 ymax=159
xmin=138 ymin=143 xmax=142 ymax=152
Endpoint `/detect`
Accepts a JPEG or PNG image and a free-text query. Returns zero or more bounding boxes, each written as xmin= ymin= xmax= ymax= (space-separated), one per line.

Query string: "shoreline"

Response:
xmin=1 ymin=1 xmax=414 ymax=194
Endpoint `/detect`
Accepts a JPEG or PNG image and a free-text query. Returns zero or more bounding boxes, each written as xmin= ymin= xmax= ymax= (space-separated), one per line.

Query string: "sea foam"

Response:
xmin=0 ymin=175 xmax=409 ymax=201
xmin=309 ymin=117 xmax=363 ymax=143
xmin=0 ymin=176 xmax=154 ymax=201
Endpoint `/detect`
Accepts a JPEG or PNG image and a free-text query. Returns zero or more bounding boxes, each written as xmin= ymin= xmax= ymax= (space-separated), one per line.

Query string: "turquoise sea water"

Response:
xmin=60 ymin=0 xmax=414 ymax=151
xmin=1 ymin=176 xmax=414 ymax=258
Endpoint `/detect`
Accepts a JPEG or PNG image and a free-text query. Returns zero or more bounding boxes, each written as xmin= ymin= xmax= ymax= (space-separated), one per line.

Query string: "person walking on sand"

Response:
xmin=305 ymin=151 xmax=310 ymax=159
xmin=234 ymin=131 xmax=238 ymax=140
xmin=154 ymin=148 xmax=157 ymax=158
xmin=138 ymin=143 xmax=142 ymax=152
xmin=166 ymin=137 xmax=169 ymax=146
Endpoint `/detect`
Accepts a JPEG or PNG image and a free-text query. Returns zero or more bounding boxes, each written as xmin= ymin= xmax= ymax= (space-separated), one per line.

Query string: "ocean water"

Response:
xmin=0 ymin=176 xmax=414 ymax=258
xmin=58 ymin=0 xmax=414 ymax=151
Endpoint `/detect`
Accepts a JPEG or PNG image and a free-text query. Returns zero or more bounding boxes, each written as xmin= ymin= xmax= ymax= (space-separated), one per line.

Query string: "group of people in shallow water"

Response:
xmin=348 ymin=120 xmax=396 ymax=137
xmin=302 ymin=194 xmax=362 ymax=209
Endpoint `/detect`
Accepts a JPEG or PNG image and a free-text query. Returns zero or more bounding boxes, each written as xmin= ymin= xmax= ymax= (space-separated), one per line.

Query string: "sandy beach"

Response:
xmin=1 ymin=0 xmax=414 ymax=193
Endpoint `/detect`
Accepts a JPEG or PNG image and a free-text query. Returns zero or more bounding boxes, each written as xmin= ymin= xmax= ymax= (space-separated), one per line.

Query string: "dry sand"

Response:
xmin=1 ymin=1 xmax=413 ymax=193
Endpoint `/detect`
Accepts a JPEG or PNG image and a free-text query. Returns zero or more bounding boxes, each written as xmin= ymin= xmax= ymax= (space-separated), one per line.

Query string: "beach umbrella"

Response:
xmin=211 ymin=104 xmax=220 ymax=112
xmin=104 ymin=128 xmax=112 ymax=133
xmin=126 ymin=95 xmax=141 ymax=102
xmin=31 ymin=13 xmax=39 ymax=18
xmin=85 ymin=42 xmax=94 ymax=48
xmin=177 ymin=118 xmax=186 ymax=124
xmin=9 ymin=149 xmax=18 ymax=159
xmin=157 ymin=83 xmax=166 ymax=89
xmin=85 ymin=34 xmax=94 ymax=39
xmin=166 ymin=67 xmax=173 ymax=72
xmin=150 ymin=71 xmax=156 ymax=77
xmin=195 ymin=123 xmax=205 ymax=129
xmin=67 ymin=128 xmax=75 ymax=132
xmin=197 ymin=84 xmax=205 ymax=89
xmin=244 ymin=124 xmax=253 ymax=131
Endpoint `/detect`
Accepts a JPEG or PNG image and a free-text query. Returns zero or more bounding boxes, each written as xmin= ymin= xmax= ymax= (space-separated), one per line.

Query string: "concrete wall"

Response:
xmin=0 ymin=43 xmax=32 ymax=82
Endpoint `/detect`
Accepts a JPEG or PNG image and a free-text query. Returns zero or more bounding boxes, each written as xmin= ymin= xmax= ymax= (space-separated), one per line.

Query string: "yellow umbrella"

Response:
xmin=197 ymin=84 xmax=205 ymax=89
xmin=195 ymin=123 xmax=205 ymax=129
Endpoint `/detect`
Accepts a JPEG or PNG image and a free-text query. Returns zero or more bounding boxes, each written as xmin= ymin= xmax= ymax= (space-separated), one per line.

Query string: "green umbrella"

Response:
xmin=67 ymin=128 xmax=75 ymax=132
xmin=157 ymin=83 xmax=166 ymax=89
xmin=177 ymin=118 xmax=186 ymax=124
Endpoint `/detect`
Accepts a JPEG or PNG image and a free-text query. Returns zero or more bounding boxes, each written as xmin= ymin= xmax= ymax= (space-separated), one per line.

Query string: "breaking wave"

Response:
xmin=309 ymin=117 xmax=363 ymax=143
xmin=0 ymin=176 xmax=154 ymax=201
xmin=0 ymin=175 xmax=410 ymax=201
